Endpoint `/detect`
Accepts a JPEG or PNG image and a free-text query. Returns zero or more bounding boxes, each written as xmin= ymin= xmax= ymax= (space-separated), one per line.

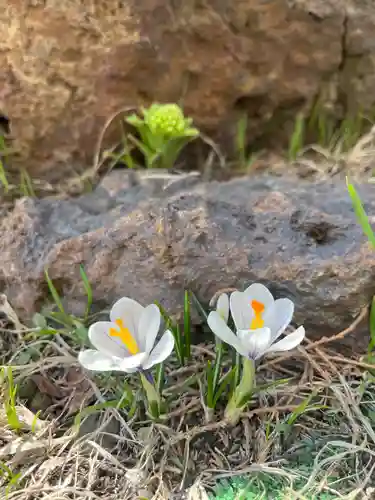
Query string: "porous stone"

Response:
xmin=0 ymin=170 xmax=374 ymax=352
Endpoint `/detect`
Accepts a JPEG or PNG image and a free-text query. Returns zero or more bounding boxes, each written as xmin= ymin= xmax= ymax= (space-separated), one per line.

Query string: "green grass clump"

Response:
xmin=288 ymin=99 xmax=374 ymax=161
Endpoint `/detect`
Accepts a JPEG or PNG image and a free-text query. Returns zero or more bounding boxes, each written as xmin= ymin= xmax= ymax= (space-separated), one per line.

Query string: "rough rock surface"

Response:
xmin=0 ymin=170 xmax=374 ymax=352
xmin=1 ymin=0 xmax=375 ymax=180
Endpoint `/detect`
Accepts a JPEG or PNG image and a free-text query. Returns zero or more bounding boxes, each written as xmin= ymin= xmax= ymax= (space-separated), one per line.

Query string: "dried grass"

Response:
xmin=0 ymin=303 xmax=374 ymax=500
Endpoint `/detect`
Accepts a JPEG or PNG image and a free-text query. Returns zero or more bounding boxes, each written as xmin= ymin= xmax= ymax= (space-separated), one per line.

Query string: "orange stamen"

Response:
xmin=250 ymin=300 xmax=265 ymax=329
xmin=109 ymin=319 xmax=139 ymax=354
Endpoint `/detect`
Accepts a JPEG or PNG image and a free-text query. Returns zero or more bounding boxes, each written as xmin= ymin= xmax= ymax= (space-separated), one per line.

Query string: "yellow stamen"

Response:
xmin=109 ymin=319 xmax=139 ymax=354
xmin=250 ymin=300 xmax=265 ymax=329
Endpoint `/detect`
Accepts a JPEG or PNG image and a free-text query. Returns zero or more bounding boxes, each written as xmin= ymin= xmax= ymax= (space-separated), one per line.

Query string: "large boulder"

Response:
xmin=0 ymin=170 xmax=374 ymax=352
xmin=1 ymin=0 xmax=375 ymax=180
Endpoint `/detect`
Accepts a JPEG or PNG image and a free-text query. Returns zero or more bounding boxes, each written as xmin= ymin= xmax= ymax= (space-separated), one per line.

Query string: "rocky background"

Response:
xmin=1 ymin=0 xmax=375 ymax=180
xmin=0 ymin=170 xmax=374 ymax=352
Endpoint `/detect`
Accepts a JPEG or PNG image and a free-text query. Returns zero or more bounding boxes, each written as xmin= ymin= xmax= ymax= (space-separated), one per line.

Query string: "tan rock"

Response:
xmin=2 ymin=0 xmax=372 ymax=181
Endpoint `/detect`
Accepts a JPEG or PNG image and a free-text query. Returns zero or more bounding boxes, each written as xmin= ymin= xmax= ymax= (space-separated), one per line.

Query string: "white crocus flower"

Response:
xmin=78 ymin=297 xmax=175 ymax=373
xmin=208 ymin=283 xmax=305 ymax=360
xmin=216 ymin=293 xmax=229 ymax=323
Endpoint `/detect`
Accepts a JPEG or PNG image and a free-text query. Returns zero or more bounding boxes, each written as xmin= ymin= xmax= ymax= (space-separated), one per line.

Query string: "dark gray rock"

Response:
xmin=0 ymin=170 xmax=374 ymax=352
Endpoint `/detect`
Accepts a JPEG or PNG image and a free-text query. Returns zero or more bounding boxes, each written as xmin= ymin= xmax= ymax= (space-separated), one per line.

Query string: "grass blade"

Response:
xmin=79 ymin=265 xmax=93 ymax=321
xmin=235 ymin=114 xmax=248 ymax=166
xmin=369 ymin=296 xmax=375 ymax=352
xmin=44 ymin=268 xmax=66 ymax=315
xmin=288 ymin=113 xmax=305 ymax=161
xmin=206 ymin=361 xmax=214 ymax=408
xmin=44 ymin=268 xmax=74 ymax=327
xmin=184 ymin=290 xmax=191 ymax=359
xmin=287 ymin=391 xmax=316 ymax=426
xmin=0 ymin=158 xmax=9 ymax=192
xmin=0 ymin=135 xmax=9 ymax=192
xmin=20 ymin=168 xmax=36 ymax=197
xmin=189 ymin=291 xmax=208 ymax=320
xmin=212 ymin=339 xmax=223 ymax=396
xmin=155 ymin=362 xmax=165 ymax=395
xmin=213 ymin=367 xmax=235 ymax=407
xmin=233 ymin=352 xmax=241 ymax=388
xmin=347 ymin=177 xmax=375 ymax=248
xmin=74 ymin=392 xmax=132 ymax=429
xmin=156 ymin=301 xmax=184 ymax=366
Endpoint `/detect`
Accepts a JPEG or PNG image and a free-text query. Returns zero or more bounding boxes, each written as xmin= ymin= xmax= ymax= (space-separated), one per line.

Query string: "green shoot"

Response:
xmin=369 ymin=297 xmax=375 ymax=353
xmin=1 ymin=367 xmax=22 ymax=432
xmin=157 ymin=301 xmax=184 ymax=366
xmin=118 ymin=142 xmax=136 ymax=170
xmin=140 ymin=372 xmax=162 ymax=420
xmin=183 ymin=290 xmax=191 ymax=359
xmin=125 ymin=103 xmax=200 ymax=170
xmin=235 ymin=114 xmax=248 ymax=167
xmin=0 ymin=462 xmax=22 ymax=495
xmin=190 ymin=293 xmax=232 ymax=412
xmin=19 ymin=168 xmax=36 ymax=198
xmin=346 ymin=177 xmax=375 ymax=248
xmin=31 ymin=410 xmax=42 ymax=433
xmin=288 ymin=113 xmax=305 ymax=161
xmin=211 ymin=338 xmax=223 ymax=399
xmin=189 ymin=290 xmax=208 ymax=321
xmin=286 ymin=392 xmax=319 ymax=426
xmin=118 ymin=121 xmax=137 ymax=169
xmin=42 ymin=267 xmax=94 ymax=347
xmin=74 ymin=386 xmax=134 ymax=430
xmin=155 ymin=362 xmax=165 ymax=395
xmin=44 ymin=269 xmax=68 ymax=317
xmin=234 ymin=115 xmax=259 ymax=172
xmin=346 ymin=178 xmax=375 ymax=356
xmin=206 ymin=361 xmax=234 ymax=411
xmin=232 ymin=351 xmax=241 ymax=392
xmin=79 ymin=265 xmax=93 ymax=322
xmin=0 ymin=134 xmax=9 ymax=192
xmin=274 ymin=392 xmax=327 ymax=436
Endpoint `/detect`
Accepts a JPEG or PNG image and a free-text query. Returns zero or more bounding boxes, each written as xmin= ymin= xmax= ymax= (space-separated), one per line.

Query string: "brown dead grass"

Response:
xmin=0 ymin=299 xmax=374 ymax=499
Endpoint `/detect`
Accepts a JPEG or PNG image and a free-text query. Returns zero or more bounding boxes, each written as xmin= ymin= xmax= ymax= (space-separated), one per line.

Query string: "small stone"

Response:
xmin=29 ymin=392 xmax=52 ymax=413
xmin=77 ymin=413 xmax=121 ymax=452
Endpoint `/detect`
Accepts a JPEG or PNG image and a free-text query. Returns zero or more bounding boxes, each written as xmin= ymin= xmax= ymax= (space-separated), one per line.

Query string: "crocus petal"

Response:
xmin=230 ymin=291 xmax=254 ymax=331
xmin=243 ymin=283 xmax=274 ymax=310
xmin=237 ymin=327 xmax=272 ymax=360
xmin=216 ymin=293 xmax=229 ymax=323
xmin=120 ymin=352 xmax=148 ymax=372
xmin=263 ymin=298 xmax=294 ymax=341
xmin=88 ymin=321 xmax=128 ymax=358
xmin=110 ymin=297 xmax=144 ymax=345
xmin=207 ymin=311 xmax=248 ymax=356
xmin=78 ymin=350 xmax=123 ymax=371
xmin=138 ymin=304 xmax=161 ymax=353
xmin=142 ymin=330 xmax=175 ymax=370
xmin=265 ymin=326 xmax=305 ymax=354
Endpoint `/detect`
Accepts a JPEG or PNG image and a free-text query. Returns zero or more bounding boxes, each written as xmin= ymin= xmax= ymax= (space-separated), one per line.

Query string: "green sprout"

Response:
xmin=126 ymin=103 xmax=199 ymax=169
xmin=0 ymin=134 xmax=10 ymax=192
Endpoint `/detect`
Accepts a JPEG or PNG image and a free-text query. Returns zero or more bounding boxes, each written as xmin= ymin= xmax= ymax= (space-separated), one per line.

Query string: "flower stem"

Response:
xmin=140 ymin=372 xmax=160 ymax=420
xmin=225 ymin=357 xmax=255 ymax=425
